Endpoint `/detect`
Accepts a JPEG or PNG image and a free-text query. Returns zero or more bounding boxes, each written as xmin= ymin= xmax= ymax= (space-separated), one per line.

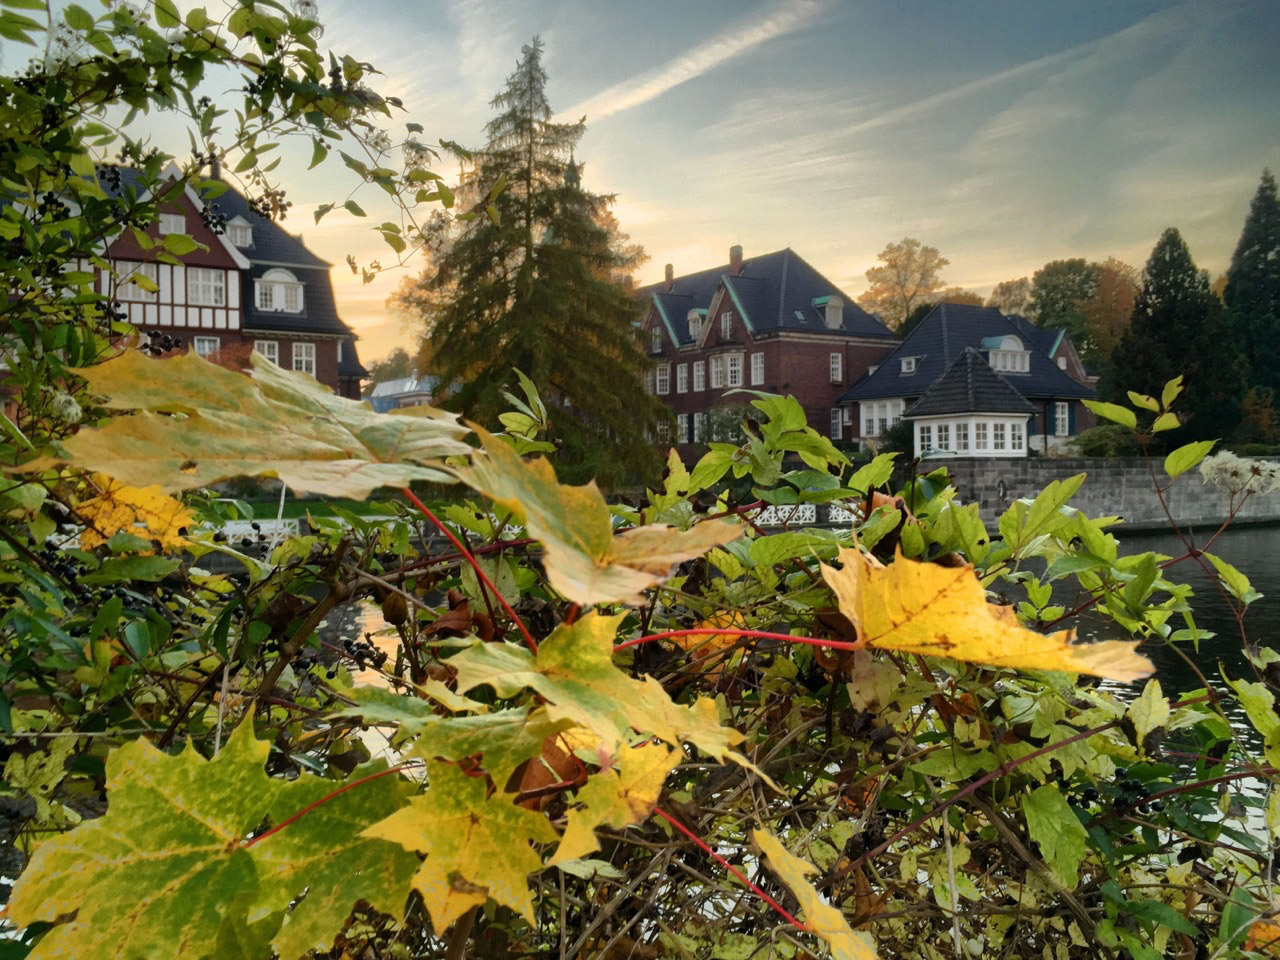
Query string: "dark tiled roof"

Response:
xmin=202 ymin=177 xmax=330 ymax=268
xmin=904 ymin=348 xmax=1036 ymax=417
xmin=339 ymin=337 xmax=369 ymax=379
xmin=637 ymin=248 xmax=895 ymax=343
xmin=238 ymin=262 xmax=353 ymax=337
xmin=839 ymin=302 xmax=1095 ymax=403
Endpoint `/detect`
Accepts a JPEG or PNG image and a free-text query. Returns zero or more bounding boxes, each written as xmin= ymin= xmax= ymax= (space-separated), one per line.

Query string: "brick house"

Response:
xmin=101 ymin=166 xmax=368 ymax=397
xmin=838 ymin=302 xmax=1097 ymax=455
xmin=636 ymin=247 xmax=898 ymax=456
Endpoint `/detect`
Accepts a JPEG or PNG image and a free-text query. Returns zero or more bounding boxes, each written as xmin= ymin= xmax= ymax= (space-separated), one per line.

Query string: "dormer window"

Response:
xmin=720 ymin=312 xmax=732 ymax=338
xmin=650 ymin=327 xmax=663 ymax=353
xmin=158 ymin=212 xmax=186 ymax=235
xmin=227 ymin=218 xmax=253 ymax=247
xmin=256 ymin=268 xmax=304 ymax=313
xmin=900 ymin=356 xmax=917 ymax=374
xmin=987 ymin=335 xmax=1031 ymax=373
xmin=687 ymin=309 xmax=703 ymax=340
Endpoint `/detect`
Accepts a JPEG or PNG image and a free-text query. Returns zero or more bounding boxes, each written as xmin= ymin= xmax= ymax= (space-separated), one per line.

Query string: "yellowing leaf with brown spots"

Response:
xmin=74 ymin=473 xmax=194 ymax=550
xmin=363 ymin=761 xmax=557 ymax=932
xmin=820 ymin=547 xmax=1152 ymax=682
xmin=753 ymin=828 xmax=880 ymax=960
xmin=26 ymin=349 xmax=471 ymax=498
xmin=455 ymin=428 xmax=742 ymax=604
xmin=551 ymin=743 xmax=681 ymax=865
xmin=674 ymin=611 xmax=747 ymax=677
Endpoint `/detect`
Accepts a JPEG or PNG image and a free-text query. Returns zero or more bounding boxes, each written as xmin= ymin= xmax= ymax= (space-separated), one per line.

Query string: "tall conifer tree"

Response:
xmin=1224 ymin=169 xmax=1280 ymax=394
xmin=1110 ymin=228 xmax=1246 ymax=442
xmin=416 ymin=38 xmax=665 ymax=484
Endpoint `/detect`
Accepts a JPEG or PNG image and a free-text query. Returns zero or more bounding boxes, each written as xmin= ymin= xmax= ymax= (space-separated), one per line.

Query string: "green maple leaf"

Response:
xmin=256 ymin=761 xmax=419 ymax=960
xmin=337 ymin=682 xmax=489 ymax=733
xmin=449 ymin=612 xmax=746 ymax=764
xmin=9 ymin=720 xmax=281 ymax=960
xmin=408 ymin=706 xmax=575 ymax=789
xmin=364 ymin=761 xmax=557 ymax=932
xmin=455 ymin=428 xmax=742 ymax=604
xmin=26 ymin=350 xmax=471 ymax=498
xmin=551 ymin=743 xmax=680 ymax=865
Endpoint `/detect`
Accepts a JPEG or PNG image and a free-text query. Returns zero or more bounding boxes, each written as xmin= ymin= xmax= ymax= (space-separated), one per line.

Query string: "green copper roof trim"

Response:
xmin=720 ymin=275 xmax=757 ymax=334
xmin=1049 ymin=329 xmax=1065 ymax=356
xmin=651 ymin=295 xmax=681 ymax=345
xmin=812 ymin=295 xmax=832 ymax=306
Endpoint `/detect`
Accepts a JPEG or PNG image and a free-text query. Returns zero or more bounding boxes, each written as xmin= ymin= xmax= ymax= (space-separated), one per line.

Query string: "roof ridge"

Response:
xmin=776 ymin=249 xmax=790 ymax=328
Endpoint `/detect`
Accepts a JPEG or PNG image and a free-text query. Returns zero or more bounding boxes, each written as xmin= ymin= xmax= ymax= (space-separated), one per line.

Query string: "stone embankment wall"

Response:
xmin=938 ymin=457 xmax=1280 ymax=532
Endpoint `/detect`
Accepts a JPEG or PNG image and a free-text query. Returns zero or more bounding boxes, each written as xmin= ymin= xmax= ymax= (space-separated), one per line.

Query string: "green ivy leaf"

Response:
xmin=1082 ymin=400 xmax=1136 ymax=430
xmin=1163 ymin=440 xmax=1215 ymax=479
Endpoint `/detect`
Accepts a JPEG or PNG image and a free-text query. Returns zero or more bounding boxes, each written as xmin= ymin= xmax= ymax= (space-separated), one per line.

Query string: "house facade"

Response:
xmin=838 ymin=303 xmax=1097 ymax=456
xmin=100 ymin=167 xmax=368 ymax=398
xmin=637 ymin=247 xmax=898 ymax=455
xmin=368 ymin=376 xmax=438 ymax=413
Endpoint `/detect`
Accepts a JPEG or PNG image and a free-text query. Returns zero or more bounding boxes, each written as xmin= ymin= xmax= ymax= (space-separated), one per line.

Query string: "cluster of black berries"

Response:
xmin=327 ymin=64 xmax=344 ymax=95
xmin=143 ymin=329 xmax=183 ymax=356
xmin=1075 ymin=767 xmax=1166 ymax=816
xmin=197 ymin=95 xmax=212 ymax=110
xmin=248 ymin=188 xmax=291 ymax=221
xmin=36 ymin=192 xmax=71 ymax=220
xmin=99 ymin=165 xmax=123 ymax=192
xmin=11 ymin=70 xmax=46 ymax=95
xmin=340 ymin=633 xmax=388 ymax=672
xmin=199 ymin=200 xmax=227 ymax=235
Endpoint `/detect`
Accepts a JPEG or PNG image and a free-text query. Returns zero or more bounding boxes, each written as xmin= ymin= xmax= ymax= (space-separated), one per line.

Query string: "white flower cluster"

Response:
xmin=1199 ymin=451 xmax=1280 ymax=496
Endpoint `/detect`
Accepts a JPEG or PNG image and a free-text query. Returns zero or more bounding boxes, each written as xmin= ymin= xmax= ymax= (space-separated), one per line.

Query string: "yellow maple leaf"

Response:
xmin=820 ymin=547 xmax=1153 ymax=682
xmin=752 ymin=828 xmax=879 ymax=960
xmin=551 ymin=743 xmax=680 ymax=865
xmin=75 ymin=474 xmax=194 ymax=551
xmin=673 ymin=611 xmax=747 ymax=677
xmin=455 ymin=428 xmax=742 ymax=605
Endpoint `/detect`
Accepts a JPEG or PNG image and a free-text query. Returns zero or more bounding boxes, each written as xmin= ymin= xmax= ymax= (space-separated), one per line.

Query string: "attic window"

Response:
xmin=227 ymin=219 xmax=253 ymax=247
xmin=158 ymin=212 xmax=186 ymax=235
xmin=720 ymin=312 xmax=732 ymax=338
xmin=650 ymin=327 xmax=663 ymax=353
xmin=900 ymin=357 xmax=917 ymax=374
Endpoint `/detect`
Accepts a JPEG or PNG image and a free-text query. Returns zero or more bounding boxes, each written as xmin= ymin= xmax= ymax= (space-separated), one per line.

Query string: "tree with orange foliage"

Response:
xmin=857 ymin=237 xmax=949 ymax=330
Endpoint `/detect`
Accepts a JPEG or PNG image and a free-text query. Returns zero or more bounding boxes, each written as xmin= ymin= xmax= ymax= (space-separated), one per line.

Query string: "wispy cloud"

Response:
xmin=559 ymin=0 xmax=831 ymax=122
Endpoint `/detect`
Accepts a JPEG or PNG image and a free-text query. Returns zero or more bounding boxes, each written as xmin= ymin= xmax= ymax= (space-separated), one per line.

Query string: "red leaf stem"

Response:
xmin=401 ymin=487 xmax=538 ymax=654
xmin=615 ymin=628 xmax=864 ymax=654
xmin=242 ymin=762 xmax=422 ymax=849
xmin=653 ymin=806 xmax=804 ymax=930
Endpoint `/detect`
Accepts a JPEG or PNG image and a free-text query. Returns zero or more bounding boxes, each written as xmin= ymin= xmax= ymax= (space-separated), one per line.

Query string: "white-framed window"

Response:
xmin=750 ymin=352 xmax=765 ymax=385
xmin=689 ymin=314 xmax=702 ymax=339
xmin=829 ymin=352 xmax=843 ymax=383
xmin=256 ymin=268 xmax=303 ymax=313
xmin=975 ymin=422 xmax=989 ymax=449
xmin=656 ymin=419 xmax=670 ymax=442
xmin=694 ymin=412 xmax=707 ymax=442
xmin=901 ymin=356 xmax=917 ymax=374
xmin=292 ymin=341 xmax=316 ymax=376
xmin=830 ymin=408 xmax=843 ymax=440
xmin=656 ymin=363 xmax=671 ymax=395
xmin=1057 ymin=355 xmax=1068 ymax=370
xmin=993 ymin=423 xmax=1007 ymax=451
xmin=1012 ymin=421 xmax=1025 ymax=451
xmin=720 ymin=312 xmax=732 ymax=339
xmin=253 ymin=340 xmax=278 ymax=364
xmin=192 ymin=336 xmax=220 ymax=357
xmin=676 ymin=363 xmax=688 ymax=393
xmin=676 ymin=414 xmax=689 ymax=444
xmin=115 ymin=261 xmax=157 ymax=302
xmin=187 ymin=267 xmax=226 ymax=307
xmin=956 ymin=423 xmax=969 ymax=451
xmin=726 ymin=354 xmax=743 ymax=387
xmin=650 ymin=327 xmax=663 ymax=352
xmin=158 ymin=211 xmax=186 ymax=235
xmin=227 ymin=219 xmax=253 ymax=247
xmin=1055 ymin=401 xmax=1070 ymax=437
xmin=644 ymin=370 xmax=655 ymax=394
xmin=937 ymin=423 xmax=950 ymax=451
xmin=710 ymin=356 xmax=725 ymax=389
xmin=693 ymin=361 xmax=706 ymax=392
xmin=860 ymin=399 xmax=905 ymax=437
xmin=919 ymin=425 xmax=933 ymax=451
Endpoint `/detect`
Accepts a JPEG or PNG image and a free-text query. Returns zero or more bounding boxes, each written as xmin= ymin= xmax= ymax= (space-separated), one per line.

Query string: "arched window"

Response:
xmin=256 ymin=268 xmax=304 ymax=313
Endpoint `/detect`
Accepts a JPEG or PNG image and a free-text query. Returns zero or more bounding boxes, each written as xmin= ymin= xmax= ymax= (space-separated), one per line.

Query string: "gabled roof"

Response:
xmin=637 ymin=248 xmax=895 ymax=343
xmin=904 ymin=348 xmax=1036 ymax=418
xmin=202 ymin=176 xmax=330 ymax=268
xmin=105 ymin=165 xmax=250 ymax=269
xmin=839 ymin=302 xmax=1095 ymax=404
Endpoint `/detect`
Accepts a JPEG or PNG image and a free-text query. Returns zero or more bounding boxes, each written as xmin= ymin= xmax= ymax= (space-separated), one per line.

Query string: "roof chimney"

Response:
xmin=664 ymin=263 xmax=674 ymax=291
xmin=729 ymin=244 xmax=743 ymax=276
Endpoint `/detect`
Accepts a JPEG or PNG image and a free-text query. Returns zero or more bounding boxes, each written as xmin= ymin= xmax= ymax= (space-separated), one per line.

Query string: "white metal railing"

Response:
xmin=752 ymin=504 xmax=817 ymax=527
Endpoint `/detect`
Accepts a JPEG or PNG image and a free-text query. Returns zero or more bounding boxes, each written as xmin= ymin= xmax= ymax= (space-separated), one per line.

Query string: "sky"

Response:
xmin=19 ymin=0 xmax=1280 ymax=363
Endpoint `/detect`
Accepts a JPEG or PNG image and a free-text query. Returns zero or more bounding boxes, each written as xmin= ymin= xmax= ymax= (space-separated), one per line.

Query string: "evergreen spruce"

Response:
xmin=417 ymin=38 xmax=665 ymax=484
xmin=1224 ymin=169 xmax=1280 ymax=395
xmin=1111 ymin=228 xmax=1247 ymax=442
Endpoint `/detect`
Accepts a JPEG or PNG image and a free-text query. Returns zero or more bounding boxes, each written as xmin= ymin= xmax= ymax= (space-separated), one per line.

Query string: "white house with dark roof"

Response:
xmin=839 ymin=303 xmax=1097 ymax=454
